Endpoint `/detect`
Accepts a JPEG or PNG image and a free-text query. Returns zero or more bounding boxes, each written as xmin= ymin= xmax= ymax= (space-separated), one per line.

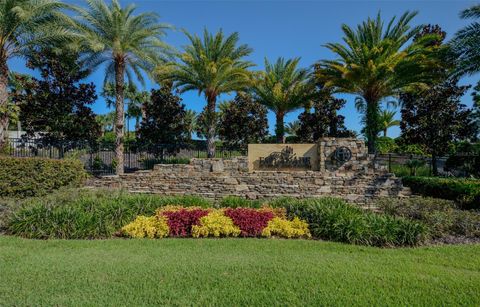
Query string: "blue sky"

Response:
xmin=8 ymin=0 xmax=479 ymax=137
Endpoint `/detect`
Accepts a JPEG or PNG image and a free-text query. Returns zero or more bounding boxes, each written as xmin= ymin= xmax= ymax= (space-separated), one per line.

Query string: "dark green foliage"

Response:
xmin=270 ymin=197 xmax=427 ymax=247
xmin=376 ymin=137 xmax=398 ymax=154
xmin=218 ymin=93 xmax=268 ymax=149
xmin=400 ymin=78 xmax=477 ymax=175
xmin=12 ymin=48 xmax=100 ymax=143
xmin=402 ymin=176 xmax=480 ymax=209
xmin=445 ymin=142 xmax=480 ymax=177
xmin=137 ymin=88 xmax=188 ymax=150
xmin=0 ymin=157 xmax=87 ymax=198
xmin=377 ymin=197 xmax=480 ymax=238
xmin=297 ymin=89 xmax=354 ymax=142
xmin=219 ymin=196 xmax=263 ymax=209
xmin=6 ymin=189 xmax=212 ymax=239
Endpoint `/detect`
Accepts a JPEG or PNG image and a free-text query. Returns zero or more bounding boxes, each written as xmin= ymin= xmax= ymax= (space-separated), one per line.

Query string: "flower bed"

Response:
xmin=122 ymin=206 xmax=311 ymax=239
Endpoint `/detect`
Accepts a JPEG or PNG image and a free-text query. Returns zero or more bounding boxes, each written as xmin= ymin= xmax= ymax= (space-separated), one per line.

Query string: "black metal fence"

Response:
xmin=7 ymin=138 xmax=246 ymax=176
xmin=376 ymin=153 xmax=480 ymax=177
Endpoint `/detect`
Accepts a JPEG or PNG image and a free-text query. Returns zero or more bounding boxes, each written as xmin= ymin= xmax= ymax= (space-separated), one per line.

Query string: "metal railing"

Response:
xmin=6 ymin=138 xmax=246 ymax=176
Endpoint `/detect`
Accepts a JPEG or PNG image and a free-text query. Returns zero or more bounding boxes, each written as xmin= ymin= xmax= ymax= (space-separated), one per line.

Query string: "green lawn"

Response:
xmin=1 ymin=236 xmax=479 ymax=306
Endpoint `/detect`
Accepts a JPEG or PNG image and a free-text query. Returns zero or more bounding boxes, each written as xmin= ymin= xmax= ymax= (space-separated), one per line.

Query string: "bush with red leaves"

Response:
xmin=224 ymin=208 xmax=275 ymax=237
xmin=160 ymin=208 xmax=210 ymax=237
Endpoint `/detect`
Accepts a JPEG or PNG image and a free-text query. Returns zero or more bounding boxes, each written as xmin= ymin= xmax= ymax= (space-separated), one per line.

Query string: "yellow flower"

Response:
xmin=192 ymin=210 xmax=241 ymax=238
xmin=262 ymin=217 xmax=311 ymax=239
xmin=121 ymin=215 xmax=169 ymax=239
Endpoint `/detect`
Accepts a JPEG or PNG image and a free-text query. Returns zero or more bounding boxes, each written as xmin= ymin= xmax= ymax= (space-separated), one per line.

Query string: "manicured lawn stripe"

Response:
xmin=0 ymin=236 xmax=479 ymax=306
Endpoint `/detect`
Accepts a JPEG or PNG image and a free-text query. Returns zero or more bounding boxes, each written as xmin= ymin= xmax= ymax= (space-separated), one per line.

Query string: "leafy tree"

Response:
xmin=218 ymin=93 xmax=268 ymax=149
xmin=400 ymin=79 xmax=476 ymax=175
xmin=451 ymin=4 xmax=480 ymax=76
xmin=156 ymin=29 xmax=253 ymax=158
xmin=0 ymin=0 xmax=71 ymax=149
xmin=297 ymin=90 xmax=354 ymax=142
xmin=72 ymin=0 xmax=172 ymax=174
xmin=12 ymin=48 xmax=100 ymax=143
xmin=253 ymin=57 xmax=314 ymax=143
xmin=137 ymin=88 xmax=188 ymax=151
xmin=316 ymin=12 xmax=444 ymax=153
xmin=378 ymin=110 xmax=400 ymax=137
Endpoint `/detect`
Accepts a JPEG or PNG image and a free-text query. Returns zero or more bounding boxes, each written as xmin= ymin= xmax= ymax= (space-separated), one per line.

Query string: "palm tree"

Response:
xmin=96 ymin=111 xmax=115 ymax=135
xmin=317 ymin=11 xmax=441 ymax=153
xmin=253 ymin=58 xmax=313 ymax=143
xmin=0 ymin=0 xmax=71 ymax=149
xmin=156 ymin=29 xmax=253 ymax=158
xmin=378 ymin=110 xmax=400 ymax=137
xmin=72 ymin=0 xmax=172 ymax=174
xmin=285 ymin=120 xmax=301 ymax=137
xmin=451 ymin=5 xmax=480 ymax=76
xmin=184 ymin=110 xmax=197 ymax=140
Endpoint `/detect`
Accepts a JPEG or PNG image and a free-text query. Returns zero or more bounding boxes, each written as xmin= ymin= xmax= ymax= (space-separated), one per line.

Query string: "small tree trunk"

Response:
xmin=114 ymin=58 xmax=125 ymax=175
xmin=0 ymin=56 xmax=9 ymax=150
xmin=431 ymin=153 xmax=438 ymax=176
xmin=206 ymin=94 xmax=217 ymax=158
xmin=365 ymin=98 xmax=379 ymax=154
xmin=275 ymin=112 xmax=285 ymax=144
xmin=383 ymin=129 xmax=387 ymax=137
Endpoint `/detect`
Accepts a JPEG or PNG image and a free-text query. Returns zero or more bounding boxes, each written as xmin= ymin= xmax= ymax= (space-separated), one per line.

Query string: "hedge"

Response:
xmin=0 ymin=157 xmax=88 ymax=198
xmin=402 ymin=176 xmax=480 ymax=209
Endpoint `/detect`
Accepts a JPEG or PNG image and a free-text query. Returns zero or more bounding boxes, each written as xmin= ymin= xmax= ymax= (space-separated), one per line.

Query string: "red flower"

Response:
xmin=160 ymin=208 xmax=210 ymax=237
xmin=224 ymin=208 xmax=275 ymax=237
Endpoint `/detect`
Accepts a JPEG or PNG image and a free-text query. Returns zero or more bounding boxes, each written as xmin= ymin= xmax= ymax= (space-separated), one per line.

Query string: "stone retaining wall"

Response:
xmin=88 ymin=156 xmax=410 ymax=204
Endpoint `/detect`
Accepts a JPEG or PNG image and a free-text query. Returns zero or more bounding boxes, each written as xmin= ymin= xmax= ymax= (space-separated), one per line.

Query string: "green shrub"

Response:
xmin=6 ymin=189 xmax=212 ymax=239
xmin=402 ymin=176 xmax=480 ymax=209
xmin=0 ymin=157 xmax=87 ymax=198
xmin=270 ymin=197 xmax=427 ymax=247
xmin=376 ymin=197 xmax=480 ymax=238
xmin=219 ymin=196 xmax=263 ymax=208
xmin=376 ymin=137 xmax=398 ymax=154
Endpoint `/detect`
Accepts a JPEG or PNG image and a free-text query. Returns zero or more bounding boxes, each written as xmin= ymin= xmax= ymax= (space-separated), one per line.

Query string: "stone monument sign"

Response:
xmin=248 ymin=144 xmax=319 ymax=171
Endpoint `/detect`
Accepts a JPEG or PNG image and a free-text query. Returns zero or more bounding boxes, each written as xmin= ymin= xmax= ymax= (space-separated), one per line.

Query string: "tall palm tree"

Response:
xmin=0 ymin=0 xmax=71 ymax=149
xmin=156 ymin=29 xmax=253 ymax=158
xmin=72 ymin=0 xmax=172 ymax=174
xmin=317 ymin=11 xmax=441 ymax=153
xmin=451 ymin=4 xmax=480 ymax=76
xmin=378 ymin=110 xmax=400 ymax=137
xmin=253 ymin=58 xmax=313 ymax=143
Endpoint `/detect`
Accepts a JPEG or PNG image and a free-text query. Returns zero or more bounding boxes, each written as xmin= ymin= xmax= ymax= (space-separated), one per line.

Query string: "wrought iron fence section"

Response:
xmin=7 ymin=138 xmax=246 ymax=176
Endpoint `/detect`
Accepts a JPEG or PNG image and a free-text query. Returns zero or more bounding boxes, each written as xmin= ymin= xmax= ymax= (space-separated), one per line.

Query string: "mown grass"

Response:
xmin=0 ymin=236 xmax=479 ymax=306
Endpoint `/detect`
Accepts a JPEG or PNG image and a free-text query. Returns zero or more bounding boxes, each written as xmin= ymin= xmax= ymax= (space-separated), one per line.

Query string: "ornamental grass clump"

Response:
xmin=271 ymin=197 xmax=427 ymax=246
xmin=121 ymin=216 xmax=169 ymax=238
xmin=191 ymin=210 xmax=241 ymax=238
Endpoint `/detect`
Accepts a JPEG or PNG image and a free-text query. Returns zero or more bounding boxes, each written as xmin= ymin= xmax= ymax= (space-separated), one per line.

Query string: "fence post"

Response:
xmin=388 ymin=153 xmax=392 ymax=173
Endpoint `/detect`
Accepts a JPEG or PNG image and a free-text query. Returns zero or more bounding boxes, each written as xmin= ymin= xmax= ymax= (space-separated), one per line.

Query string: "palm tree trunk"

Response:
xmin=114 ymin=58 xmax=125 ymax=175
xmin=0 ymin=56 xmax=9 ymax=150
xmin=206 ymin=94 xmax=217 ymax=158
xmin=275 ymin=111 xmax=285 ymax=143
xmin=383 ymin=129 xmax=387 ymax=137
xmin=365 ymin=98 xmax=380 ymax=154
